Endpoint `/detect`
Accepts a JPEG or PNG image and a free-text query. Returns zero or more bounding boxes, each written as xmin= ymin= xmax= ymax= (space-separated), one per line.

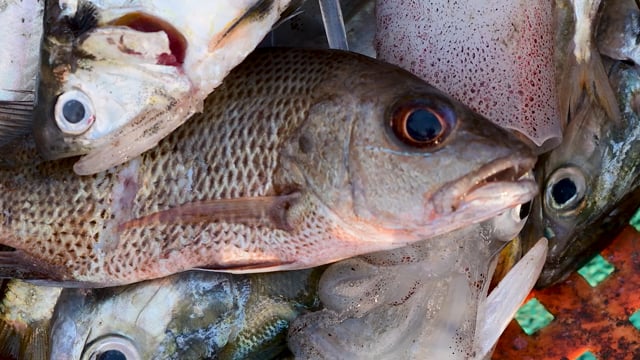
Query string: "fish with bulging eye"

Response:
xmin=49 ymin=269 xmax=322 ymax=360
xmin=0 ymin=48 xmax=537 ymax=287
xmin=34 ymin=0 xmax=294 ymax=175
xmin=522 ymin=56 xmax=640 ymax=287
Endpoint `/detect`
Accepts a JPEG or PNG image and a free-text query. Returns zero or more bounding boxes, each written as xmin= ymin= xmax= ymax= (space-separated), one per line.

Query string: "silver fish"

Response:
xmin=0 ymin=48 xmax=537 ymax=287
xmin=596 ymin=0 xmax=640 ymax=64
xmin=34 ymin=0 xmax=293 ymax=175
xmin=50 ymin=269 xmax=321 ymax=360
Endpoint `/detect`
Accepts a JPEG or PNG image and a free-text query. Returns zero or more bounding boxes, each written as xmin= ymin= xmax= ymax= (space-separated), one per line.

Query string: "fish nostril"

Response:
xmin=551 ymin=178 xmax=577 ymax=206
xmin=519 ymin=201 xmax=532 ymax=220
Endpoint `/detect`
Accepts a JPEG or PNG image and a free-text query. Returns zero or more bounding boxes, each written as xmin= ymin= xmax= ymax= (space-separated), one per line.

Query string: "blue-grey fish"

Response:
xmin=50 ymin=269 xmax=321 ymax=360
xmin=523 ymin=57 xmax=640 ymax=287
xmin=0 ymin=48 xmax=537 ymax=287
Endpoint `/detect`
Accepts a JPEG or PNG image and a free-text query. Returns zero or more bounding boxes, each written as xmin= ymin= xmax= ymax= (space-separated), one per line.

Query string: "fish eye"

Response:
xmin=83 ymin=335 xmax=140 ymax=360
xmin=54 ymin=89 xmax=95 ymax=135
xmin=544 ymin=166 xmax=587 ymax=213
xmin=390 ymin=99 xmax=454 ymax=149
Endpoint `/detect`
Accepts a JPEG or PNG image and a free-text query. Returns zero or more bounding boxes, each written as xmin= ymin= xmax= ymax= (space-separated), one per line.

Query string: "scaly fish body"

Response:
xmin=1 ymin=49 xmax=537 ymax=287
xmin=34 ymin=0 xmax=293 ymax=175
xmin=523 ymin=58 xmax=640 ymax=287
xmin=50 ymin=269 xmax=322 ymax=360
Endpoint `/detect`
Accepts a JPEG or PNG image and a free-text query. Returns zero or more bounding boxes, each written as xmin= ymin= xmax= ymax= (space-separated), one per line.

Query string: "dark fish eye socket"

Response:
xmin=97 ymin=350 xmax=127 ymax=360
xmin=390 ymin=99 xmax=454 ymax=149
xmin=544 ymin=166 xmax=586 ymax=213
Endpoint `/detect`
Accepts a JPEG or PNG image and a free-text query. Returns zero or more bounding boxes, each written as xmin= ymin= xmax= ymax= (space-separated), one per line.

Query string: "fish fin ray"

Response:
xmin=0 ymin=100 xmax=34 ymax=145
xmin=0 ymin=250 xmax=68 ymax=282
xmin=119 ymin=193 xmax=300 ymax=232
xmin=560 ymin=50 xmax=620 ymax=129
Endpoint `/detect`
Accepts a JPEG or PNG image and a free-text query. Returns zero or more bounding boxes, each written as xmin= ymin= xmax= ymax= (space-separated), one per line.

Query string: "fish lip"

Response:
xmin=432 ymin=155 xmax=538 ymax=215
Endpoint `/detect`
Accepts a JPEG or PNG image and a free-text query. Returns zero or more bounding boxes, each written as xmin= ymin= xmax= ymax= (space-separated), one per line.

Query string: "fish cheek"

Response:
xmin=280 ymin=98 xmax=356 ymax=217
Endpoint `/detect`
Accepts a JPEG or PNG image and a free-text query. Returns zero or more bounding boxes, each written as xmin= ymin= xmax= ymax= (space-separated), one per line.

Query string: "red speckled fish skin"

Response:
xmin=0 ymin=48 xmax=536 ymax=287
xmin=375 ymin=0 xmax=561 ymax=152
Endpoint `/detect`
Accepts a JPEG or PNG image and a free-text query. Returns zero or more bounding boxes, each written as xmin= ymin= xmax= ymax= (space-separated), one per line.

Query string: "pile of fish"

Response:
xmin=0 ymin=0 xmax=638 ymax=358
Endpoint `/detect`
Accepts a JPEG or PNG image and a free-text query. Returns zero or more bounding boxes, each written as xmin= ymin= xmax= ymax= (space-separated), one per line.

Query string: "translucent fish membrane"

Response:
xmin=493 ymin=207 xmax=640 ymax=359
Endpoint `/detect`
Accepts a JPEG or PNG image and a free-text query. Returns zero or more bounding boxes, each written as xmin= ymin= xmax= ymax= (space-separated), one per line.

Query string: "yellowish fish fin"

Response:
xmin=120 ymin=193 xmax=301 ymax=232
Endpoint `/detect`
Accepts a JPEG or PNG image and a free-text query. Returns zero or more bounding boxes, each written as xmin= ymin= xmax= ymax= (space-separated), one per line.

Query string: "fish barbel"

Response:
xmin=34 ymin=0 xmax=293 ymax=175
xmin=50 ymin=269 xmax=321 ymax=360
xmin=523 ymin=56 xmax=640 ymax=287
xmin=0 ymin=48 xmax=537 ymax=287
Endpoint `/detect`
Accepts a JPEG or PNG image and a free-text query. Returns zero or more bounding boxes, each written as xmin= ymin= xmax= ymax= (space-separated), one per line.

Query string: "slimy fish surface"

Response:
xmin=0 ymin=48 xmax=537 ymax=287
xmin=34 ymin=0 xmax=293 ymax=175
xmin=50 ymin=270 xmax=321 ymax=360
xmin=523 ymin=57 xmax=640 ymax=287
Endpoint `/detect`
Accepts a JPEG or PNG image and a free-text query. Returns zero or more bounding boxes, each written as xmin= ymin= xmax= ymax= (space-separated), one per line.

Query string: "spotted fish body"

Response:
xmin=0 ymin=49 xmax=537 ymax=287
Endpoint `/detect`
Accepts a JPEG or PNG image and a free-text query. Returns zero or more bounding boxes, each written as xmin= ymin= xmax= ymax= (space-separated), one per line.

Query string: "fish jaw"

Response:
xmin=35 ymin=0 xmax=293 ymax=175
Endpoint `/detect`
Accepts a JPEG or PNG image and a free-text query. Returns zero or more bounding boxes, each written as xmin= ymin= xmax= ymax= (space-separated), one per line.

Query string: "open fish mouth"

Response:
xmin=433 ymin=155 xmax=538 ymax=215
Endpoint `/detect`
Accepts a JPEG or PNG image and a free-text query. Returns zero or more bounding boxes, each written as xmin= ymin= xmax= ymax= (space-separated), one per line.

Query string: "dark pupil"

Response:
xmin=97 ymin=350 xmax=127 ymax=360
xmin=62 ymin=99 xmax=86 ymax=124
xmin=406 ymin=109 xmax=442 ymax=142
xmin=551 ymin=178 xmax=577 ymax=205
xmin=519 ymin=201 xmax=531 ymax=220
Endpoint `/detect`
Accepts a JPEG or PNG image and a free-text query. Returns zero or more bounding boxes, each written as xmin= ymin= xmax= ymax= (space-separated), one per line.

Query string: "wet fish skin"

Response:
xmin=523 ymin=59 xmax=640 ymax=287
xmin=596 ymin=0 xmax=640 ymax=64
xmin=34 ymin=0 xmax=293 ymax=175
xmin=50 ymin=269 xmax=322 ymax=360
xmin=1 ymin=48 xmax=537 ymax=287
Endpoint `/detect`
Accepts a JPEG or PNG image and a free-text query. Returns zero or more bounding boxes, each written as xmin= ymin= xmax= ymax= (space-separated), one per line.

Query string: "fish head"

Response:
xmin=34 ymin=0 xmax=293 ymax=175
xmin=525 ymin=60 xmax=640 ymax=287
xmin=49 ymin=272 xmax=243 ymax=359
xmin=281 ymin=57 xmax=538 ymax=247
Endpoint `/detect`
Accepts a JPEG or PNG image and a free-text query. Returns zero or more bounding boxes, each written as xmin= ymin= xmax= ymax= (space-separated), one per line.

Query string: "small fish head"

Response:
xmin=526 ymin=60 xmax=640 ymax=287
xmin=34 ymin=3 xmax=194 ymax=174
xmin=283 ymin=60 xmax=538 ymax=247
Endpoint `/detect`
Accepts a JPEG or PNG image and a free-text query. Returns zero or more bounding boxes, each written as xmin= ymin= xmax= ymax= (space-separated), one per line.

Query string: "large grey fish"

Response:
xmin=33 ymin=0 xmax=293 ymax=175
xmin=523 ymin=57 xmax=640 ymax=287
xmin=50 ymin=269 xmax=321 ymax=360
xmin=0 ymin=48 xmax=537 ymax=287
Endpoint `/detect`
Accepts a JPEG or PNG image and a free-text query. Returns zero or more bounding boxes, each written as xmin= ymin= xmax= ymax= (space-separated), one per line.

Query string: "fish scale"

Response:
xmin=0 ymin=48 xmax=537 ymax=286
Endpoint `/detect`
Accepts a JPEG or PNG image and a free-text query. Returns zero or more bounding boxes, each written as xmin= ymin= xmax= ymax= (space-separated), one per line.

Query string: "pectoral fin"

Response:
xmin=195 ymin=259 xmax=297 ymax=274
xmin=120 ymin=192 xmax=301 ymax=231
xmin=0 ymin=250 xmax=69 ymax=284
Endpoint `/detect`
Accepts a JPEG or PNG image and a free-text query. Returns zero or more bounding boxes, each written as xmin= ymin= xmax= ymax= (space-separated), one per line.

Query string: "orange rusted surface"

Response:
xmin=493 ymin=226 xmax=640 ymax=359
